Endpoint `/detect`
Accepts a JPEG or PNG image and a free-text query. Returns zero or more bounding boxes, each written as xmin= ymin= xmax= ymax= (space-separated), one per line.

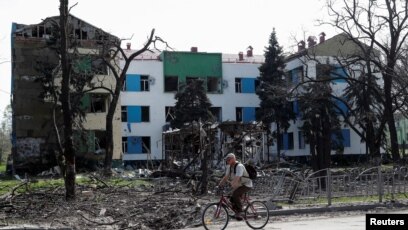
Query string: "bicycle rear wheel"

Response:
xmin=244 ymin=201 xmax=269 ymax=229
xmin=202 ymin=203 xmax=229 ymax=230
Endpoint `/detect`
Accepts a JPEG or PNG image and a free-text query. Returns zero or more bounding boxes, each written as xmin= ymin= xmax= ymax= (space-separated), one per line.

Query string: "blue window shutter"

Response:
xmin=293 ymin=100 xmax=299 ymax=117
xmin=241 ymin=78 xmax=255 ymax=93
xmin=127 ymin=136 xmax=142 ymax=154
xmin=335 ymin=98 xmax=348 ymax=115
xmin=331 ymin=65 xmax=347 ymax=83
xmin=243 ymin=107 xmax=256 ymax=122
xmin=127 ymin=106 xmax=141 ymax=122
xmin=342 ymin=129 xmax=351 ymax=147
xmin=126 ymin=74 xmax=141 ymax=91
xmin=283 ymin=133 xmax=289 ymax=150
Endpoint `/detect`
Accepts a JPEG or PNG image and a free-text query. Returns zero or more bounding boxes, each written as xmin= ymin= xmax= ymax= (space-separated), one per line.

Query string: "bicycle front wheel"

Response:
xmin=244 ymin=201 xmax=269 ymax=229
xmin=202 ymin=203 xmax=229 ymax=230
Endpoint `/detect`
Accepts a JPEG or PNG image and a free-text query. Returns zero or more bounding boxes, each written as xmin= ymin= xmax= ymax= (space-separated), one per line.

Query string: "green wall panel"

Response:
xmin=162 ymin=51 xmax=222 ymax=82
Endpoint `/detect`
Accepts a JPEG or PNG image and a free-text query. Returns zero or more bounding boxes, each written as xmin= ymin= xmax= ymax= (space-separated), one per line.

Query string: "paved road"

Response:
xmin=184 ymin=209 xmax=408 ymax=230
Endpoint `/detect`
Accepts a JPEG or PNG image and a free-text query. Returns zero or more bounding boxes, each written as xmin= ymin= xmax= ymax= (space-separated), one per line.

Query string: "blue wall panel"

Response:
xmin=127 ymin=106 xmax=141 ymax=123
xmin=243 ymin=107 xmax=256 ymax=122
xmin=126 ymin=74 xmax=141 ymax=91
xmin=331 ymin=65 xmax=347 ymax=83
xmin=335 ymin=98 xmax=349 ymax=115
xmin=293 ymin=100 xmax=300 ymax=117
xmin=342 ymin=129 xmax=351 ymax=147
xmin=283 ymin=133 xmax=289 ymax=150
xmin=127 ymin=136 xmax=142 ymax=154
xmin=331 ymin=129 xmax=351 ymax=148
xmin=241 ymin=78 xmax=255 ymax=93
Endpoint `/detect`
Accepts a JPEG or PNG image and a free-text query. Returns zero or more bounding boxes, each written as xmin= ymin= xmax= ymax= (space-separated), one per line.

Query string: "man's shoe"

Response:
xmin=235 ymin=212 xmax=244 ymax=221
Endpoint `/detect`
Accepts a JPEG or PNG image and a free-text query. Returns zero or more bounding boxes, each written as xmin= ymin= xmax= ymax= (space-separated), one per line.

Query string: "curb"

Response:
xmin=269 ymin=203 xmax=408 ymax=216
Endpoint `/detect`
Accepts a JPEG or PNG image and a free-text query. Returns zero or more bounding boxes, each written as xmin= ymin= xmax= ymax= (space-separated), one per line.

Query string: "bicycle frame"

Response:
xmin=202 ymin=188 xmax=270 ymax=230
xmin=214 ymin=190 xmax=251 ymax=218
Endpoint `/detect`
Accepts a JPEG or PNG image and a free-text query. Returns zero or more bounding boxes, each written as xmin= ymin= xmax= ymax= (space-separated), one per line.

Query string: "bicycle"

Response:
xmin=202 ymin=187 xmax=269 ymax=229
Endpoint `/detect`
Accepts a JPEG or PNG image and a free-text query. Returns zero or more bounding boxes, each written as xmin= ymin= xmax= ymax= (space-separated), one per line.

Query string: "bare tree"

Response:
xmin=323 ymin=0 xmax=408 ymax=162
xmin=59 ymin=0 xmax=76 ymax=199
xmin=91 ymin=30 xmax=169 ymax=175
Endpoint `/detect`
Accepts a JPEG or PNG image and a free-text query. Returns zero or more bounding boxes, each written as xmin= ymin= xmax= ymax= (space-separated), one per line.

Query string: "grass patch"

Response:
xmin=0 ymin=175 xmax=153 ymax=196
xmin=0 ymin=163 xmax=6 ymax=173
xmin=281 ymin=193 xmax=408 ymax=207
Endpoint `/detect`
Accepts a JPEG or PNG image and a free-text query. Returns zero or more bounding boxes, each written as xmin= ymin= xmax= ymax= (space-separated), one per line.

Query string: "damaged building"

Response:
xmin=11 ymin=15 xmax=122 ymax=173
xmin=121 ymin=47 xmax=266 ymax=167
xmin=122 ymin=34 xmax=374 ymax=167
xmin=11 ymin=15 xmax=374 ymax=173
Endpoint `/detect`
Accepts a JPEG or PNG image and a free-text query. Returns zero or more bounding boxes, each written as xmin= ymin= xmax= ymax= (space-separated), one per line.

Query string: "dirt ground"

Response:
xmin=0 ymin=175 xmax=213 ymax=230
xmin=1 ymin=174 xmax=406 ymax=230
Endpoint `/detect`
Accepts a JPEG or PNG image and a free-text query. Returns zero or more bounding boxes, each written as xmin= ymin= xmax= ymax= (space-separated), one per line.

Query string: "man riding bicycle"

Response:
xmin=218 ymin=153 xmax=253 ymax=220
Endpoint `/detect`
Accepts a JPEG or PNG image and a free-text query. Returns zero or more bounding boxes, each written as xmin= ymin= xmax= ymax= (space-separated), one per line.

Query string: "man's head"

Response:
xmin=225 ymin=153 xmax=236 ymax=166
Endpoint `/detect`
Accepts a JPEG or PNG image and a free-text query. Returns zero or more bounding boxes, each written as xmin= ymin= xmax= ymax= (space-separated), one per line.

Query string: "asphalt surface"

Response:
xmin=183 ymin=205 xmax=408 ymax=230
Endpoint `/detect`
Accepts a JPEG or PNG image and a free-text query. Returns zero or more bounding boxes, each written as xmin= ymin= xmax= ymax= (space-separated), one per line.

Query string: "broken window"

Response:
xmin=207 ymin=77 xmax=220 ymax=93
xmin=122 ymin=137 xmax=128 ymax=153
xmin=235 ymin=78 xmax=242 ymax=93
xmin=122 ymin=136 xmax=151 ymax=154
xmin=280 ymin=132 xmax=294 ymax=150
xmin=81 ymin=94 xmax=107 ymax=113
xmin=165 ymin=106 xmax=175 ymax=122
xmin=210 ymin=107 xmax=222 ymax=122
xmin=164 ymin=76 xmax=178 ymax=92
xmin=236 ymin=107 xmax=243 ymax=122
xmin=73 ymin=56 xmax=107 ymax=75
xmin=90 ymin=94 xmax=107 ymax=113
xmin=141 ymin=137 xmax=151 ymax=153
xmin=141 ymin=106 xmax=150 ymax=122
xmin=121 ymin=106 xmax=127 ymax=122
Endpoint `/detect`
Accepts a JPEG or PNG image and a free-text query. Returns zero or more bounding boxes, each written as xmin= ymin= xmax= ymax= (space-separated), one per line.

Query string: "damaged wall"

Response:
xmin=11 ymin=15 xmax=121 ymax=174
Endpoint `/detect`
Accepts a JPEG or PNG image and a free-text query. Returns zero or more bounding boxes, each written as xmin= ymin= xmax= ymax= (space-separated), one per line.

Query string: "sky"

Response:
xmin=0 ymin=0 xmax=336 ymax=122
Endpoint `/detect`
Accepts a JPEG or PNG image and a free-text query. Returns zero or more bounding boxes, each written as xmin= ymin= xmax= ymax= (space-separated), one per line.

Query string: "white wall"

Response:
xmin=281 ymin=56 xmax=367 ymax=157
xmin=120 ymin=59 xmax=262 ymax=161
xmin=121 ymin=60 xmax=168 ymax=161
xmin=210 ymin=62 xmax=261 ymax=120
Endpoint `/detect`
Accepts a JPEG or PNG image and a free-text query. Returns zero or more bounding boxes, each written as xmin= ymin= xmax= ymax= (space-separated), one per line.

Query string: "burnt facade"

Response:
xmin=11 ymin=15 xmax=122 ymax=173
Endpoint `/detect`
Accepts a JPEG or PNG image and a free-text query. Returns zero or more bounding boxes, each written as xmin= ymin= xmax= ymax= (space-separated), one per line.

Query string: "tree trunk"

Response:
xmin=59 ymin=0 xmax=75 ymax=200
xmin=104 ymin=94 xmax=118 ymax=176
xmin=384 ymin=70 xmax=400 ymax=162
xmin=276 ymin=123 xmax=281 ymax=162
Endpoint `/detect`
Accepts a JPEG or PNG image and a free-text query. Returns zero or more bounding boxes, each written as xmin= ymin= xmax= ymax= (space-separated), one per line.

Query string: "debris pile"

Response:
xmin=0 ymin=175 xmax=210 ymax=229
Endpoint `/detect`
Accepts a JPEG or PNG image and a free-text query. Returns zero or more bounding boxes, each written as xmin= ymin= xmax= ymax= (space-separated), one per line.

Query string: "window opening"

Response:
xmin=141 ymin=75 xmax=149 ymax=91
xmin=165 ymin=76 xmax=178 ymax=92
xmin=121 ymin=106 xmax=127 ymax=122
xmin=235 ymin=78 xmax=242 ymax=93
xmin=165 ymin=106 xmax=175 ymax=122
xmin=236 ymin=107 xmax=243 ymax=122
xmin=207 ymin=77 xmax=220 ymax=93
xmin=141 ymin=106 xmax=150 ymax=122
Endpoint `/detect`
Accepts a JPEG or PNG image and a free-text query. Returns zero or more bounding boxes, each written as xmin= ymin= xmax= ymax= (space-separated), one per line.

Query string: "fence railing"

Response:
xmin=253 ymin=166 xmax=408 ymax=205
